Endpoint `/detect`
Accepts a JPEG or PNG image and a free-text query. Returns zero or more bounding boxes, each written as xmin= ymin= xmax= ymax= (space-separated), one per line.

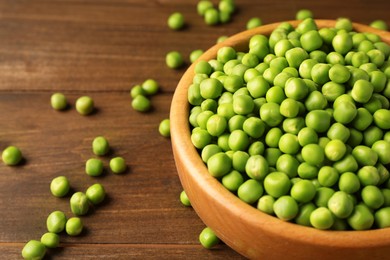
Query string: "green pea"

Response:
xmin=358 ymin=166 xmax=380 ymax=186
xmin=70 ymin=191 xmax=89 ymax=216
xmin=233 ymin=94 xmax=254 ymax=115
xmin=247 ymin=76 xmax=270 ymax=98
xmin=273 ymin=195 xmax=299 ymax=221
xmin=232 ymin=151 xmax=249 ymax=173
xmin=285 ymin=47 xmax=309 ymax=68
xmin=248 ymin=141 xmax=265 ymax=156
xmin=46 ymin=210 xmax=67 ymax=233
xmin=328 ymin=191 xmax=354 ymax=218
xmin=22 ymin=240 xmax=46 ymax=260
xmin=363 ymin=126 xmax=383 ymax=146
xmin=195 ymin=60 xmax=213 ymax=75
xmin=361 ymin=185 xmax=384 ymax=209
xmin=199 ymin=227 xmax=220 ymax=249
xmin=66 ymin=217 xmax=83 ymax=236
xmin=197 ymin=0 xmax=213 ymax=16
xmin=372 ymin=140 xmax=390 ymax=165
xmin=338 ymin=172 xmax=361 ymax=194
xmin=297 ymin=162 xmax=318 ymax=179
xmin=204 ymin=8 xmax=219 ymax=25
xmin=375 ymin=207 xmax=390 ymax=228
xmin=207 ymin=152 xmax=232 ymax=178
xmin=305 ymin=110 xmax=331 ymax=133
xmin=167 ymin=12 xmax=185 ymax=30
xmin=297 ymin=127 xmax=318 ymax=146
xmin=295 ymin=202 xmax=316 ymax=227
xmin=228 ymin=130 xmax=250 ymax=151
xmin=373 ymin=109 xmax=390 ymax=130
xmin=333 ymin=100 xmax=357 ymax=124
xmin=347 ymin=204 xmax=374 ymax=230
xmin=180 ymin=190 xmax=191 ymax=206
xmin=263 ymin=171 xmax=291 ymax=198
xmin=310 ymin=207 xmax=334 ymax=230
xmin=285 ymin=78 xmax=309 ymax=100
xmin=200 ymin=78 xmax=223 ymax=99
xmin=2 ymin=145 xmax=22 ymax=166
xmin=333 ymin=154 xmax=358 ymax=174
xmin=311 ymin=63 xmax=330 ymax=84
xmin=351 ymin=79 xmax=374 ymax=104
xmin=318 ymin=166 xmax=339 ymax=187
xmin=352 ymin=145 xmax=378 ymax=166
xmin=243 ymin=117 xmax=265 ymax=138
xmin=40 ymin=232 xmax=60 ymax=248
xmin=109 ymin=157 xmax=127 ymax=174
xmin=282 ymin=117 xmax=305 ymax=135
xmin=158 ymin=118 xmax=171 ymax=137
xmin=351 ymin=108 xmax=373 ymax=131
xmin=300 ymin=30 xmax=322 ymax=52
xmin=131 ymin=95 xmax=151 ymax=112
xmin=237 ymin=179 xmax=263 ymax=204
xmin=257 ymin=195 xmax=275 ymax=215
xmin=245 ymin=155 xmax=269 ymax=181
xmin=276 ymin=154 xmax=299 ymax=178
xmin=290 ymin=179 xmax=316 ymax=203
xmin=50 ymin=176 xmax=70 ymax=197
xmin=85 ymin=158 xmax=104 ymax=177
xmin=314 ymin=187 xmax=335 ymax=207
xmin=141 ymin=79 xmax=159 ymax=96
xmin=86 ymin=183 xmax=106 ymax=205
xmin=296 ymin=9 xmax=313 ymax=20
xmin=296 ymin=18 xmax=317 ymax=34
xmin=130 ymin=85 xmax=145 ymax=98
xmin=75 ymin=96 xmax=94 ymax=115
xmin=260 ymin=102 xmax=283 ymax=127
xmin=246 ymin=17 xmax=262 ymax=29
xmin=301 ymin=144 xmax=324 ymax=166
xmin=51 ymin=93 xmax=68 ymax=110
xmin=324 ymin=139 xmax=346 ymax=162
xmin=166 ymin=51 xmax=184 ymax=69
xmin=327 ymin=122 xmax=350 ymax=142
xmin=279 ymin=98 xmax=299 ymax=118
xmin=377 ymin=163 xmax=390 ymax=185
xmin=278 ymin=133 xmax=300 ymax=155
xmin=222 ymin=170 xmax=244 ymax=192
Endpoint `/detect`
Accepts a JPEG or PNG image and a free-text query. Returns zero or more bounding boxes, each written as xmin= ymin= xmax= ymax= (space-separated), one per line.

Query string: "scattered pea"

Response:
xmin=50 ymin=93 xmax=68 ymax=110
xmin=75 ymin=96 xmax=94 ymax=115
xmin=40 ymin=232 xmax=60 ymax=248
xmin=180 ymin=190 xmax=191 ymax=206
xmin=159 ymin=118 xmax=171 ymax=137
xmin=22 ymin=240 xmax=46 ymax=260
xmin=141 ymin=79 xmax=159 ymax=96
xmin=85 ymin=158 xmax=104 ymax=177
xmin=50 ymin=176 xmax=70 ymax=197
xmin=199 ymin=227 xmax=220 ymax=249
xmin=246 ymin=17 xmax=262 ymax=30
xmin=166 ymin=51 xmax=184 ymax=69
xmin=167 ymin=12 xmax=185 ymax=30
xmin=46 ymin=210 xmax=67 ymax=233
xmin=2 ymin=145 xmax=22 ymax=166
xmin=66 ymin=217 xmax=83 ymax=236
xmin=109 ymin=157 xmax=127 ymax=174
xmin=131 ymin=95 xmax=151 ymax=112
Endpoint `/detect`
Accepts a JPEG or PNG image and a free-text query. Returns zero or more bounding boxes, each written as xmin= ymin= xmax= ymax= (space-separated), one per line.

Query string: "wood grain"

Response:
xmin=0 ymin=0 xmax=389 ymax=259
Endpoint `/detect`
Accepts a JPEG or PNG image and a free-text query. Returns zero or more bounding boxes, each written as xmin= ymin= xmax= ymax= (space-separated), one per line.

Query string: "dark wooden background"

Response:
xmin=0 ymin=0 xmax=389 ymax=259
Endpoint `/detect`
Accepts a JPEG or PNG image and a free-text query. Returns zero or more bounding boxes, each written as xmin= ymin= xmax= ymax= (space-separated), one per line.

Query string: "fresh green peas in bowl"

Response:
xmin=170 ymin=19 xmax=390 ymax=259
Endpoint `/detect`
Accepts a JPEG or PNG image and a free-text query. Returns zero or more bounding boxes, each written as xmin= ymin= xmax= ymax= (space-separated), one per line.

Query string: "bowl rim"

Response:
xmin=170 ymin=19 xmax=390 ymax=249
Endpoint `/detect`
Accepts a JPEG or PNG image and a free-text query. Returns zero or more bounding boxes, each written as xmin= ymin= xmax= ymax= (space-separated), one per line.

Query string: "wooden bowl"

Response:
xmin=170 ymin=20 xmax=390 ymax=260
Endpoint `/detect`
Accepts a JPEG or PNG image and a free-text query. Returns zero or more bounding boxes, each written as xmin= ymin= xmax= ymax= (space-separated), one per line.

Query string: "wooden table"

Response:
xmin=0 ymin=0 xmax=389 ymax=259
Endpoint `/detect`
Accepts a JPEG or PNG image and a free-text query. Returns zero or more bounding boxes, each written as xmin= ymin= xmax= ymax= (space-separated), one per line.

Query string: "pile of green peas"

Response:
xmin=188 ymin=17 xmax=390 ymax=230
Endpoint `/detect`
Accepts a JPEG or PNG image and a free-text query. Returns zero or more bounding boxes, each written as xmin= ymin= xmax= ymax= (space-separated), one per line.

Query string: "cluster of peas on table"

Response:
xmin=187 ymin=16 xmax=390 ymax=232
xmin=21 ymin=96 xmax=128 ymax=259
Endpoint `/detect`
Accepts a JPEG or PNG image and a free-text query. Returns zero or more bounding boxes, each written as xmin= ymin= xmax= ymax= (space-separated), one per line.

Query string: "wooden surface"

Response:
xmin=0 ymin=0 xmax=389 ymax=259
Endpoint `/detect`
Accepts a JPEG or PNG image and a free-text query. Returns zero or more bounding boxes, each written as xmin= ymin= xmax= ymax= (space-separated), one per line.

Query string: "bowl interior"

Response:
xmin=170 ymin=20 xmax=390 ymax=259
